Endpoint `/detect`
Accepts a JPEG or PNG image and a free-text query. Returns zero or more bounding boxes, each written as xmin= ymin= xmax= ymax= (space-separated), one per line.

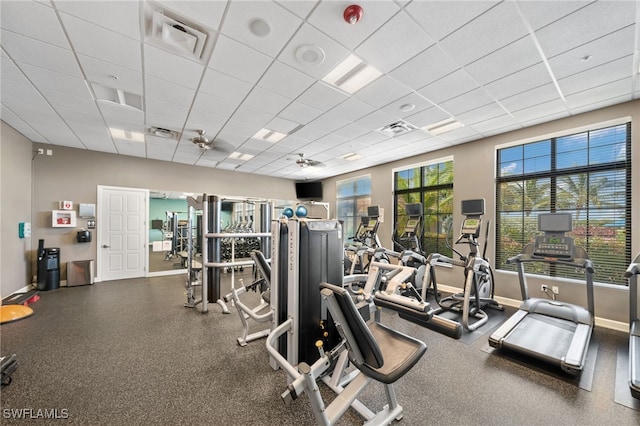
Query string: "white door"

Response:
xmin=97 ymin=186 xmax=148 ymax=281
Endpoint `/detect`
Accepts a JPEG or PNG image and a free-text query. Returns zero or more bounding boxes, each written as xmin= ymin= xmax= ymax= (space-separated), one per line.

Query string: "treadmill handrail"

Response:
xmin=508 ymin=253 xmax=594 ymax=272
xmin=625 ymin=262 xmax=640 ymax=279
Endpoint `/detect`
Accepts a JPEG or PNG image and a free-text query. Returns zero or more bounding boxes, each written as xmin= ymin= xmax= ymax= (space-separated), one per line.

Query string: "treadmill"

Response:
xmin=624 ymin=253 xmax=640 ymax=398
xmin=489 ymin=213 xmax=595 ymax=375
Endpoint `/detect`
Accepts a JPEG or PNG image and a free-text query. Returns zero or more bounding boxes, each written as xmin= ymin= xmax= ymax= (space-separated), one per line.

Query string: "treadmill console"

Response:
xmin=405 ymin=219 xmax=419 ymax=233
xmin=532 ymin=212 xmax=575 ymax=260
xmin=532 ymin=235 xmax=574 ymax=260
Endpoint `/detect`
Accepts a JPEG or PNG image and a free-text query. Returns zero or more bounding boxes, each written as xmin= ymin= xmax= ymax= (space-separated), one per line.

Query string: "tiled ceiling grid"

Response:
xmin=1 ymin=0 xmax=639 ymax=180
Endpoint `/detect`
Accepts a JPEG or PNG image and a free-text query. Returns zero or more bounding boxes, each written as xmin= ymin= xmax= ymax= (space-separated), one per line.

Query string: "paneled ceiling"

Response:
xmin=2 ymin=1 xmax=639 ymax=180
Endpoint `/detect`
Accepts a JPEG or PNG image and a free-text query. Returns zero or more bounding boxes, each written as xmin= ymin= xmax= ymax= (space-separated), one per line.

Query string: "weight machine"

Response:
xmin=266 ymin=217 xmax=427 ymax=425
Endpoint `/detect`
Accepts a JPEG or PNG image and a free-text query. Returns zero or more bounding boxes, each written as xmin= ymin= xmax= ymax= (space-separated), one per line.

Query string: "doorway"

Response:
xmin=97 ymin=186 xmax=148 ymax=282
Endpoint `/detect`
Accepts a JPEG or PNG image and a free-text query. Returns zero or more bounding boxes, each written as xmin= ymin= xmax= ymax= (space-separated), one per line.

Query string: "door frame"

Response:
xmin=96 ymin=185 xmax=149 ymax=283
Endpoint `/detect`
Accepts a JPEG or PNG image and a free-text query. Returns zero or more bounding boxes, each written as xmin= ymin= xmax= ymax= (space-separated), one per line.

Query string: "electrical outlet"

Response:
xmin=552 ymin=286 xmax=559 ymax=295
xmin=541 ymin=284 xmax=548 ymax=292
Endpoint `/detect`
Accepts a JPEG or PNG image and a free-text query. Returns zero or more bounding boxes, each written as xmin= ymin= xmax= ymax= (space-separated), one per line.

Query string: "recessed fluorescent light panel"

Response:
xmin=322 ymin=54 xmax=382 ymax=94
xmin=229 ymin=151 xmax=254 ymax=161
xmin=253 ymin=128 xmax=287 ymax=143
xmin=340 ymin=152 xmax=362 ymax=161
xmin=423 ymin=117 xmax=465 ymax=136
xmin=109 ymin=128 xmax=145 ymax=142
xmin=92 ymin=83 xmax=142 ymax=110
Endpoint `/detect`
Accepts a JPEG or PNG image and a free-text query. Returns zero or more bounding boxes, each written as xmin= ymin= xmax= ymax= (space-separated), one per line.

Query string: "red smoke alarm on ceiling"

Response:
xmin=344 ymin=5 xmax=363 ymax=24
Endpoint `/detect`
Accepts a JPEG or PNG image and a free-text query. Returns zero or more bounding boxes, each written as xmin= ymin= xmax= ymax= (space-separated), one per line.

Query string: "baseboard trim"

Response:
xmin=435 ymin=285 xmax=628 ymax=332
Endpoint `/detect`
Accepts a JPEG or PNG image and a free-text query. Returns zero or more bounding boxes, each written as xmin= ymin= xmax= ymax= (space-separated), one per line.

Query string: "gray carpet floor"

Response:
xmin=1 ymin=272 xmax=638 ymax=425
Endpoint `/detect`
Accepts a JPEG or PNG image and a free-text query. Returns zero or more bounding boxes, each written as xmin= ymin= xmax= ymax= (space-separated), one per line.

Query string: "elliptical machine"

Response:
xmin=422 ymin=199 xmax=502 ymax=332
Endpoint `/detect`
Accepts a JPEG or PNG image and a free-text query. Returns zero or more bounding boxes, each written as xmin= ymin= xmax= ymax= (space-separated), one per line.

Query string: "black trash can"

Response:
xmin=37 ymin=248 xmax=60 ymax=291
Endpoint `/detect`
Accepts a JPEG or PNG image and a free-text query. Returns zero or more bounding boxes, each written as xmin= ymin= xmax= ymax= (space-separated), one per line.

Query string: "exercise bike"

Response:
xmin=422 ymin=199 xmax=502 ymax=332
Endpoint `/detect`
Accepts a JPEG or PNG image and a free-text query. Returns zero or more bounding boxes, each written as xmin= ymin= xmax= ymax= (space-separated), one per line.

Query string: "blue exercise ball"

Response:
xmin=295 ymin=205 xmax=308 ymax=218
xmin=283 ymin=207 xmax=294 ymax=218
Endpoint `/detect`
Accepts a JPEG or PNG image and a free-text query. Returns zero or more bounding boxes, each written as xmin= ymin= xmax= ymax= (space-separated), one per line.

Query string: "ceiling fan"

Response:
xmin=190 ymin=130 xmax=232 ymax=153
xmin=295 ymin=153 xmax=325 ymax=168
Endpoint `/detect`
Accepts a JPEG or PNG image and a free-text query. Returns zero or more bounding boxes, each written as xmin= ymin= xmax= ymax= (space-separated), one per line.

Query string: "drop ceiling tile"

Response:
xmin=244 ymin=86 xmax=291 ymax=114
xmin=183 ymin=112 xmax=226 ymax=138
xmin=144 ymin=75 xmax=196 ymax=108
xmin=327 ymin=97 xmax=375 ymax=122
xmin=144 ymin=45 xmax=205 ymax=90
xmin=222 ymin=0 xmax=301 ymax=57
xmin=457 ymin=102 xmax=506 ymax=126
xmin=287 ymin=124 xmax=326 ymax=142
xmin=16 ymin=62 xmax=90 ymax=98
xmin=258 ymin=61 xmax=315 ymax=100
xmin=406 ymin=0 xmax=499 ymax=41
xmin=148 ymin=110 xmax=195 ymax=134
xmin=565 ymin=78 xmax=634 ymax=110
xmin=1 ymin=1 xmax=69 ymax=48
xmin=308 ymin=0 xmax=400 ymax=50
xmin=278 ymin=23 xmax=351 ymax=80
xmin=190 ymin=92 xmax=239 ymax=121
xmin=332 ymin=122 xmax=370 ymax=140
xmin=99 ymin=102 xmax=144 ymax=127
xmin=77 ymin=55 xmax=142 ymax=95
xmin=569 ymin=93 xmax=633 ymax=116
xmin=516 ymin=1 xmax=592 ymax=31
xmin=55 ymin=0 xmax=141 ymax=40
xmin=307 ymin=112 xmax=350 ymax=133
xmin=439 ymin=88 xmax=496 ymax=116
xmin=353 ymin=110 xmax=398 ymax=132
xmin=405 ymin=107 xmax=451 ymax=128
xmin=49 ymin=98 xmax=101 ymax=121
xmin=60 ymin=13 xmax=142 ymax=72
xmin=278 ymin=101 xmax=323 ymax=125
xmin=73 ymin=130 xmax=116 ymax=152
xmin=209 ymin=35 xmax=273 ymax=84
xmin=1 ymin=30 xmax=83 ymax=78
xmin=390 ymin=45 xmax=460 ymax=90
xmin=1 ymin=52 xmax=28 ymax=84
xmin=484 ymin=63 xmax=552 ymax=100
xmin=500 ymin=83 xmax=560 ymax=112
xmin=355 ymin=11 xmax=433 ymax=73
xmin=199 ymin=68 xmax=253 ymax=103
xmin=313 ymin=133 xmax=349 ymax=149
xmin=354 ymin=75 xmax=412 ymax=109
xmin=380 ymin=92 xmax=433 ymax=119
xmin=297 ymin=81 xmax=348 ymax=111
xmin=1 ymin=80 xmax=55 ymax=114
xmin=512 ymin=98 xmax=568 ymax=122
xmin=470 ymin=114 xmax=520 ymax=135
xmin=146 ymin=137 xmax=178 ymax=161
xmin=276 ymin=0 xmax=319 ymax=19
xmin=534 ymin=1 xmax=636 ymax=58
xmin=266 ymin=117 xmax=301 ymax=134
xmin=521 ymin=110 xmax=570 ymax=128
xmin=114 ymin=139 xmax=146 ymax=158
xmin=465 ymin=36 xmax=540 ymax=85
xmin=220 ymin=119 xmax=262 ymax=140
xmin=232 ymin=104 xmax=273 ymax=128
xmin=0 ymin=106 xmax=46 ymax=143
xmin=436 ymin=126 xmax=481 ymax=144
xmin=438 ymin=1 xmax=528 ymax=66
xmin=417 ymin=69 xmax=479 ymax=104
xmin=547 ymin=26 xmax=635 ymax=80
xmin=558 ymin=56 xmax=634 ymax=96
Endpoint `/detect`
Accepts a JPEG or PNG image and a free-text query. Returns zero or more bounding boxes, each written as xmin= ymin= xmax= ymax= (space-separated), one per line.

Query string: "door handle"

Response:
xmin=102 ymin=244 xmax=110 ymax=248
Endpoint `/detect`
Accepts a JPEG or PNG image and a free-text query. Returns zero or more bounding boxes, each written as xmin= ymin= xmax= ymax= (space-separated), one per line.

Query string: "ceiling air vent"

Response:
xmin=147 ymin=126 xmax=179 ymax=140
xmin=377 ymin=120 xmax=418 ymax=137
xmin=143 ymin=3 xmax=215 ymax=64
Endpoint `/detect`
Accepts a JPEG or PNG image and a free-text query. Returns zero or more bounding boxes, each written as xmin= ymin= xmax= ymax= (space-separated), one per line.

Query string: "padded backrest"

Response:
xmin=320 ymin=282 xmax=384 ymax=369
xmin=250 ymin=250 xmax=271 ymax=285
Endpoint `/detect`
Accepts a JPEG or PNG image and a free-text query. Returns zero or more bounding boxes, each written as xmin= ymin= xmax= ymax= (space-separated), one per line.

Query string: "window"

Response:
xmin=336 ymin=176 xmax=371 ymax=240
xmin=496 ymin=122 xmax=631 ymax=285
xmin=394 ymin=159 xmax=453 ymax=256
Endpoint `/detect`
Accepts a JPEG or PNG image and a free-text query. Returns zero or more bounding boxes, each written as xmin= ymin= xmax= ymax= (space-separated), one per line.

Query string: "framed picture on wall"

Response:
xmin=52 ymin=210 xmax=76 ymax=227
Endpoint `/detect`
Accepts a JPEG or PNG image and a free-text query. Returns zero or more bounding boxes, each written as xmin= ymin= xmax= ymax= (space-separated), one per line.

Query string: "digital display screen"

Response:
xmin=547 ymin=237 xmax=562 ymax=244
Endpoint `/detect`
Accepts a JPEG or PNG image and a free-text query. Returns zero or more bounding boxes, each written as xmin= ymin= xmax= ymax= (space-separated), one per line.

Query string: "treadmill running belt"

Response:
xmin=503 ymin=313 xmax=577 ymax=363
